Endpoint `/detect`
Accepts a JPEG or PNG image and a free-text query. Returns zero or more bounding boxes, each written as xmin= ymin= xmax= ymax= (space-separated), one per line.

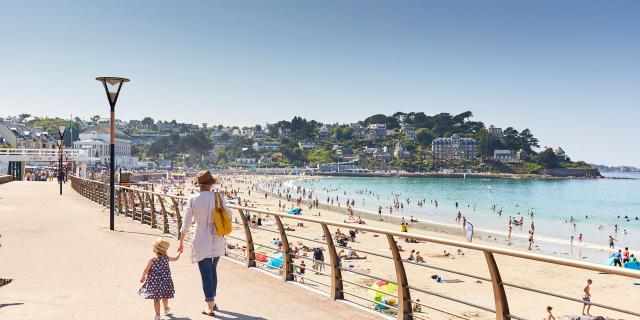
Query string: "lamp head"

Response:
xmin=96 ymin=77 xmax=130 ymax=107
xmin=58 ymin=125 xmax=66 ymax=137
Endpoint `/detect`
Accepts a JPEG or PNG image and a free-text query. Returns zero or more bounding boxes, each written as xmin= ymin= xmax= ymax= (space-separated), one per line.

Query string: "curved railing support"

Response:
xmin=484 ymin=252 xmax=510 ymax=320
xmin=321 ymin=223 xmax=344 ymax=300
xmin=274 ymin=215 xmax=294 ymax=281
xmin=147 ymin=192 xmax=157 ymax=228
xmin=237 ymin=209 xmax=256 ymax=268
xmin=171 ymin=198 xmax=182 ymax=237
xmin=123 ymin=190 xmax=130 ymax=217
xmin=386 ymin=235 xmax=413 ymax=320
xmin=158 ymin=197 xmax=170 ymax=233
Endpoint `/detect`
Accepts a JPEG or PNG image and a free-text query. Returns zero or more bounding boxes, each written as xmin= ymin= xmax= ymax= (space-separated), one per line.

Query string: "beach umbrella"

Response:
xmin=368 ymin=281 xmax=398 ymax=302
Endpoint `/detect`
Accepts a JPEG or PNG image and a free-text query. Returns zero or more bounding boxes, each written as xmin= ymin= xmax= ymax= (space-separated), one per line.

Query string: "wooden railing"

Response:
xmin=70 ymin=176 xmax=640 ymax=320
xmin=0 ymin=175 xmax=13 ymax=184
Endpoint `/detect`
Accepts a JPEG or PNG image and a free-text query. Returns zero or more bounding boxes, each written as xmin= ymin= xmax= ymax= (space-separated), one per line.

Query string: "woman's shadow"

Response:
xmin=167 ymin=309 xmax=266 ymax=320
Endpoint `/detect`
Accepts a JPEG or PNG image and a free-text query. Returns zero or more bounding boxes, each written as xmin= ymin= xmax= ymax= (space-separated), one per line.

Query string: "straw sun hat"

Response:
xmin=197 ymin=170 xmax=217 ymax=185
xmin=153 ymin=238 xmax=170 ymax=255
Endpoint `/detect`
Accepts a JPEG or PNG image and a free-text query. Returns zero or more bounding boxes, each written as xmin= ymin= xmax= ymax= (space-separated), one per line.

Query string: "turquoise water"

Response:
xmin=291 ymin=172 xmax=639 ymax=259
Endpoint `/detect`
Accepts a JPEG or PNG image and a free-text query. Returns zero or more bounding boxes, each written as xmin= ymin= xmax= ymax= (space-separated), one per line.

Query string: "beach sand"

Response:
xmin=162 ymin=174 xmax=638 ymax=320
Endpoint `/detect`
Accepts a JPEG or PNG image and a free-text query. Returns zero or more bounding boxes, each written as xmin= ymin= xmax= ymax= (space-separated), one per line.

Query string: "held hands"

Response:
xmin=139 ymin=275 xmax=146 ymax=283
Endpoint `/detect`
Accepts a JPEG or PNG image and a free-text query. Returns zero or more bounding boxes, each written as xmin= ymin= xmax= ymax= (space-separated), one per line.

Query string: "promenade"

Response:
xmin=0 ymin=181 xmax=375 ymax=320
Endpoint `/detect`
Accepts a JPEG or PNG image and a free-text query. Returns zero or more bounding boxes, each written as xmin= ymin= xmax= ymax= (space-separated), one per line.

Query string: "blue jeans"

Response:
xmin=197 ymin=257 xmax=220 ymax=302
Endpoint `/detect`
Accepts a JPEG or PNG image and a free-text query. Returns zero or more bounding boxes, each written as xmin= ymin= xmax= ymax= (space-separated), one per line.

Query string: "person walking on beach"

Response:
xmin=608 ymin=235 xmax=616 ymax=249
xmin=582 ymin=279 xmax=592 ymax=316
xmin=622 ymin=247 xmax=630 ymax=263
xmin=139 ymin=238 xmax=181 ymax=320
xmin=578 ymin=233 xmax=583 ymax=244
xmin=178 ymin=170 xmax=229 ymax=317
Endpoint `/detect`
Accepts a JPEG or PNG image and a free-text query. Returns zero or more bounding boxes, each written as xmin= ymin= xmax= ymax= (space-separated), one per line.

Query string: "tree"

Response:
xmin=141 ymin=117 xmax=155 ymax=126
xmin=518 ymin=128 xmax=539 ymax=152
xmin=476 ymin=129 xmax=497 ymax=159
xmin=306 ymin=147 xmax=335 ymax=165
xmin=18 ymin=114 xmax=31 ymax=122
xmin=453 ymin=111 xmax=473 ymax=125
xmin=415 ymin=128 xmax=435 ymax=147
xmin=502 ymin=127 xmax=520 ymax=150
xmin=361 ymin=114 xmax=400 ymax=129
xmin=335 ymin=125 xmax=353 ymax=141
xmin=534 ymin=148 xmax=559 ymax=169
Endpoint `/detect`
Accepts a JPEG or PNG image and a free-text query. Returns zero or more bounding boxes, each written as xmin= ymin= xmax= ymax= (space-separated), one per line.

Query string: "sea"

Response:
xmin=288 ymin=172 xmax=640 ymax=263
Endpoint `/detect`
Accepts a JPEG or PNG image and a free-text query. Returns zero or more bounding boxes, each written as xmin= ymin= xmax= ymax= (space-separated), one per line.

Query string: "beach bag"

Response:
xmin=213 ymin=191 xmax=232 ymax=236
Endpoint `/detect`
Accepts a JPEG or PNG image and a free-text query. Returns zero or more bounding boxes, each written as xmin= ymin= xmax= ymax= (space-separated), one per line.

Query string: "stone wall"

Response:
xmin=538 ymin=168 xmax=601 ymax=177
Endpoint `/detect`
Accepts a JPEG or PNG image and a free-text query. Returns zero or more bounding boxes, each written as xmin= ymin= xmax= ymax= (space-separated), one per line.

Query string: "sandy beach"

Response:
xmin=158 ymin=173 xmax=638 ymax=320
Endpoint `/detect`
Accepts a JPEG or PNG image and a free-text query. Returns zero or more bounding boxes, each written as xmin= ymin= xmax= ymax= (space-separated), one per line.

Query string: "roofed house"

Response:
xmin=552 ymin=146 xmax=568 ymax=161
xmin=366 ymin=124 xmax=387 ymax=141
xmin=253 ymin=141 xmax=281 ymax=152
xmin=0 ymin=122 xmax=57 ymax=149
xmin=73 ymin=124 xmax=138 ymax=168
xmin=298 ymin=140 xmax=323 ymax=150
xmin=494 ymin=149 xmax=516 ymax=162
xmin=431 ymin=134 xmax=477 ymax=160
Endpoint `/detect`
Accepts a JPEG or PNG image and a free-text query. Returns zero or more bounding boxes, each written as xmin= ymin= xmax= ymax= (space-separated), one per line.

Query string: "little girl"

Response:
xmin=139 ymin=238 xmax=181 ymax=320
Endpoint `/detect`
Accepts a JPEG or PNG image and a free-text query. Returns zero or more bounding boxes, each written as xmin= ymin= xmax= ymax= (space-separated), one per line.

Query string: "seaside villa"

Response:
xmin=431 ymin=134 xmax=477 ymax=160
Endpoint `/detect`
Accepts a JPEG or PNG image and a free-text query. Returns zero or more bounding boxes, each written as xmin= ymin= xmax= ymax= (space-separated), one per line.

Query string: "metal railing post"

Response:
xmin=237 ymin=209 xmax=256 ymax=267
xmin=386 ymin=235 xmax=412 ymax=320
xmin=484 ymin=252 xmax=510 ymax=320
xmin=274 ymin=215 xmax=294 ymax=281
xmin=321 ymin=223 xmax=344 ymax=300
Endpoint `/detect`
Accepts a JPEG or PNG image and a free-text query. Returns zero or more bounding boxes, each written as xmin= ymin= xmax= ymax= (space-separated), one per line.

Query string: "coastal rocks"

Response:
xmin=537 ymin=168 xmax=602 ymax=178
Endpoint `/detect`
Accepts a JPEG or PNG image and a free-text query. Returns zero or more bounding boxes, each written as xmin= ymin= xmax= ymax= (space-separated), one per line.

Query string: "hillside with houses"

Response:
xmin=0 ymin=112 xmax=595 ymax=176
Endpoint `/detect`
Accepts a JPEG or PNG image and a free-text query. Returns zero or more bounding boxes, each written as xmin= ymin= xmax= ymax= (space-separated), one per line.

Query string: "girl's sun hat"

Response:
xmin=153 ymin=238 xmax=170 ymax=255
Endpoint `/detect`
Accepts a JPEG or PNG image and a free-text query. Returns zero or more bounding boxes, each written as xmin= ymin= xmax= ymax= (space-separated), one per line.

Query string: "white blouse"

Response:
xmin=180 ymin=190 xmax=231 ymax=263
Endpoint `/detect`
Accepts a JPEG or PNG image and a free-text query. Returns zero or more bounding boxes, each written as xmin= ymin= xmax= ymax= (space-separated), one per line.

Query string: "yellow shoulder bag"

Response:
xmin=213 ymin=191 xmax=232 ymax=236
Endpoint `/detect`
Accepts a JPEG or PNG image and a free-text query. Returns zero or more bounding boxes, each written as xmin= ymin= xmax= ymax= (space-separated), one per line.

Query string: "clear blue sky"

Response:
xmin=1 ymin=1 xmax=638 ymax=166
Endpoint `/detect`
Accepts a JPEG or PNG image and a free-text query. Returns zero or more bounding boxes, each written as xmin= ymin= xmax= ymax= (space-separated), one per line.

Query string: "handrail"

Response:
xmin=70 ymin=176 xmax=640 ymax=320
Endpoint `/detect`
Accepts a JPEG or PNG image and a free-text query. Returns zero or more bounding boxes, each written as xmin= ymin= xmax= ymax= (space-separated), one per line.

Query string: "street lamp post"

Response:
xmin=96 ymin=77 xmax=129 ymax=231
xmin=57 ymin=125 xmax=66 ymax=195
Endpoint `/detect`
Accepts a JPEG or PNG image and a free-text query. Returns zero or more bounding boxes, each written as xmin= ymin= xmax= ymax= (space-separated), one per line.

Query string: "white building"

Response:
xmin=252 ymin=141 xmax=281 ymax=152
xmin=552 ymin=146 xmax=568 ymax=161
xmin=73 ymin=125 xmax=138 ymax=168
xmin=494 ymin=150 xmax=516 ymax=162
xmin=298 ymin=140 xmax=323 ymax=150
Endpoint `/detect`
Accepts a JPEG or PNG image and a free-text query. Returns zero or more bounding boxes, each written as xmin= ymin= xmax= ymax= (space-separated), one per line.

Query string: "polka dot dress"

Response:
xmin=138 ymin=256 xmax=175 ymax=299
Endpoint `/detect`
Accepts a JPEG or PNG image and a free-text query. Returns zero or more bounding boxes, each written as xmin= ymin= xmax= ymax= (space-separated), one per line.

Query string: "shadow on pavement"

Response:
xmin=0 ymin=302 xmax=24 ymax=309
xmin=214 ymin=309 xmax=267 ymax=320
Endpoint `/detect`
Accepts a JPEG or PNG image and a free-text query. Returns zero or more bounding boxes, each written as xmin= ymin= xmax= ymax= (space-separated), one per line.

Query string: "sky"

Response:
xmin=0 ymin=1 xmax=638 ymax=166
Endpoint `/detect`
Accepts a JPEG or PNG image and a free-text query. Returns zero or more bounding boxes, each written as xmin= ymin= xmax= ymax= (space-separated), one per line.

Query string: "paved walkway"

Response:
xmin=0 ymin=181 xmax=376 ymax=320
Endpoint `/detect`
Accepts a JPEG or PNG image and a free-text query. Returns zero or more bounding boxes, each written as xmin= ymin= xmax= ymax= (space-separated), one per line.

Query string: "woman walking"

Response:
xmin=178 ymin=170 xmax=230 ymax=317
